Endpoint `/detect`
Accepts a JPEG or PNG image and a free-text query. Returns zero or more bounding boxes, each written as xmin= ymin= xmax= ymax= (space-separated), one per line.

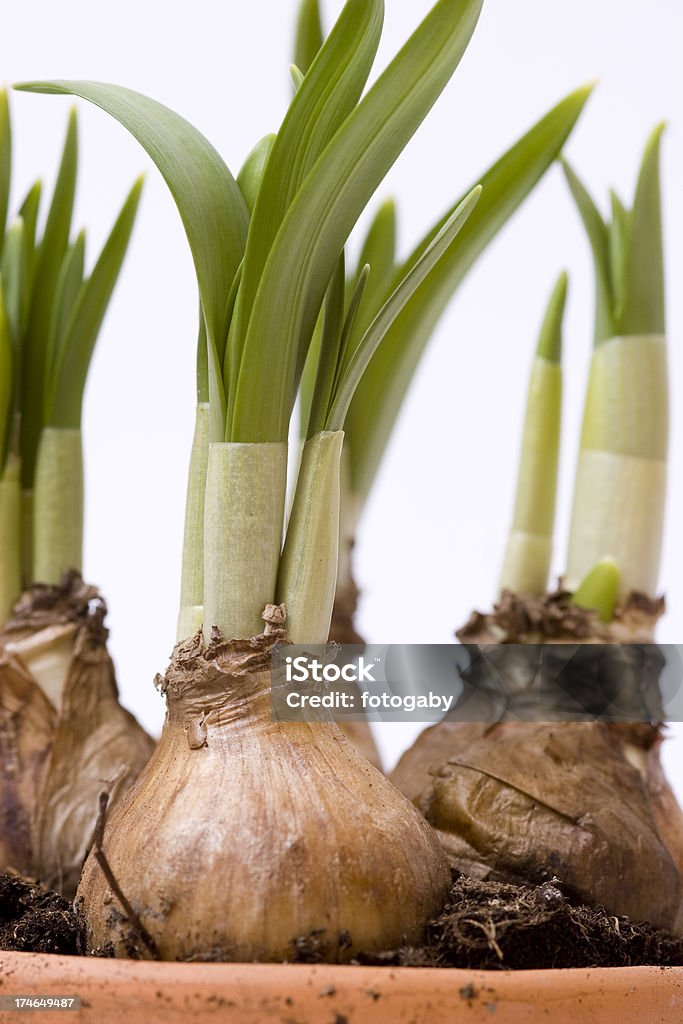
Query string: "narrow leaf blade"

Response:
xmin=47 ymin=230 xmax=86 ymax=383
xmin=294 ymin=0 xmax=325 ymax=75
xmin=0 ymin=284 xmax=13 ymax=467
xmin=327 ymin=187 xmax=480 ymax=430
xmin=48 ymin=178 xmax=143 ymax=427
xmin=18 ymin=180 xmax=42 ymax=329
xmin=536 ymin=269 xmax=568 ymax=363
xmin=20 ymin=108 xmax=78 ymax=485
xmin=561 ymin=157 xmax=614 ymax=345
xmin=0 ymin=218 xmax=25 ymax=346
xmin=229 ymin=0 xmax=384 ymax=428
xmin=306 ymin=253 xmax=347 ymax=437
xmin=351 ymin=198 xmax=397 ymax=331
xmin=234 ymin=0 xmax=484 ymax=442
xmin=15 ymin=80 xmax=249 ymax=361
xmin=0 ymin=90 xmax=10 ymax=257
xmin=237 ymin=134 xmax=276 ymax=214
xmin=345 ymin=84 xmax=593 ymax=499
xmin=615 ymin=124 xmax=666 ymax=337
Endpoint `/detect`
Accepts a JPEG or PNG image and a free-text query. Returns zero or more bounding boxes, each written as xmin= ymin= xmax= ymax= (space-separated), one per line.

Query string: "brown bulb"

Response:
xmin=78 ymin=620 xmax=450 ymax=961
xmin=0 ymin=573 xmax=154 ymax=894
xmin=392 ymin=590 xmax=683 ymax=934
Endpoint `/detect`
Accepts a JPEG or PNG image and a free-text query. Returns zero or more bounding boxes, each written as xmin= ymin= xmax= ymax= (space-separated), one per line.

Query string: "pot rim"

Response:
xmin=1 ymin=952 xmax=682 ymax=1023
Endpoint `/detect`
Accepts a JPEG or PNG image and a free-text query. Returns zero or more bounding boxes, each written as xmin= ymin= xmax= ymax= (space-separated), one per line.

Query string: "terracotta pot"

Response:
xmin=0 ymin=953 xmax=681 ymax=1022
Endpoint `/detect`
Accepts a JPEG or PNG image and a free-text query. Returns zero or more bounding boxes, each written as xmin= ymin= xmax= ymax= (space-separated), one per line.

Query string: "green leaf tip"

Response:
xmin=536 ymin=271 xmax=568 ymax=363
xmin=571 ymin=557 xmax=620 ymax=623
xmin=237 ymin=135 xmax=276 ymax=214
xmin=47 ymin=174 xmax=144 ymax=429
xmin=289 ymin=64 xmax=305 ymax=92
xmin=294 ymin=0 xmax=324 ymax=75
xmin=357 ymin=198 xmax=397 ymax=277
xmin=562 ymin=122 xmax=666 ymax=345
xmin=616 ymin=122 xmax=666 ymax=338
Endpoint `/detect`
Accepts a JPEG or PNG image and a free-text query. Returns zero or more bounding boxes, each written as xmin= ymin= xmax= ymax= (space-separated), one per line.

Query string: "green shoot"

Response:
xmin=20 ymin=108 xmax=78 ymax=489
xmin=21 ymin=0 xmax=491 ymax=641
xmin=571 ymin=558 xmax=620 ymax=623
xmin=46 ymin=178 xmax=143 ymax=429
xmin=0 ymin=97 xmax=142 ymax=590
xmin=561 ymin=123 xmax=665 ymax=346
xmin=565 ymin=128 xmax=668 ymax=597
xmin=499 ymin=272 xmax=567 ymax=595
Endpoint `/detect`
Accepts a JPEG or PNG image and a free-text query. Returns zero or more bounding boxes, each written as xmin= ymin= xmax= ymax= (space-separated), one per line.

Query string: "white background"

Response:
xmin=2 ymin=1 xmax=681 ymax=792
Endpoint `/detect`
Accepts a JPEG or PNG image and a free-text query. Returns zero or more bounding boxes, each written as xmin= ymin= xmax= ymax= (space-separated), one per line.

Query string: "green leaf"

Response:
xmin=336 ymin=263 xmax=371 ymax=380
xmin=536 ymin=270 xmax=568 ymax=364
xmin=233 ymin=0 xmax=484 ymax=442
xmin=298 ymin=312 xmax=323 ymax=442
xmin=0 ymin=218 xmax=26 ymax=346
xmin=0 ymin=282 xmax=13 ymax=467
xmin=20 ymin=108 xmax=78 ymax=486
xmin=228 ymin=0 xmax=384 ymax=427
xmin=0 ymin=221 xmax=26 ymax=469
xmin=47 ymin=177 xmax=143 ymax=427
xmin=306 ymin=253 xmax=347 ymax=438
xmin=561 ymin=158 xmax=614 ymax=345
xmin=0 ymin=90 xmax=11 ymax=259
xmin=294 ymin=0 xmax=324 ymax=75
xmin=346 ymin=83 xmax=593 ymax=500
xmin=305 ymin=259 xmax=371 ymax=438
xmin=206 ymin=312 xmax=227 ymax=444
xmin=17 ymin=180 xmax=42 ymax=330
xmin=355 ymin=198 xmax=396 ymax=292
xmin=351 ymin=197 xmax=397 ymax=331
xmin=213 ymin=263 xmax=246 ymax=441
xmin=615 ymin=123 xmax=666 ymax=337
xmin=237 ymin=135 xmax=276 ymax=214
xmin=15 ymin=79 xmax=249 ymax=366
xmin=195 ymin=304 xmax=209 ymax=405
xmin=47 ymin=232 xmax=86 ymax=385
xmin=327 ymin=187 xmax=480 ymax=431
xmin=300 ymin=207 xmax=388 ymax=442
xmin=607 ymin=190 xmax=630 ymax=315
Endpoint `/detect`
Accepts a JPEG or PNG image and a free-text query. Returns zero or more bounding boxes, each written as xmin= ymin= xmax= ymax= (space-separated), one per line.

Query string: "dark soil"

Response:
xmin=0 ymin=873 xmax=83 ymax=955
xmin=2 ymin=869 xmax=682 ymax=969
xmin=354 ymin=874 xmax=683 ymax=970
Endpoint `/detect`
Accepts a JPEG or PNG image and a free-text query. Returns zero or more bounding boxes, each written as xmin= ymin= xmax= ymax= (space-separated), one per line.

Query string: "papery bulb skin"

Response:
xmin=1 ymin=572 xmax=103 ymax=706
xmin=0 ymin=650 xmax=55 ymax=874
xmin=77 ymin=614 xmax=450 ymax=962
xmin=392 ymin=590 xmax=683 ymax=934
xmin=0 ymin=572 xmax=154 ymax=894
xmin=329 ymin=576 xmax=382 ymax=770
xmin=32 ymin=603 xmax=155 ymax=894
